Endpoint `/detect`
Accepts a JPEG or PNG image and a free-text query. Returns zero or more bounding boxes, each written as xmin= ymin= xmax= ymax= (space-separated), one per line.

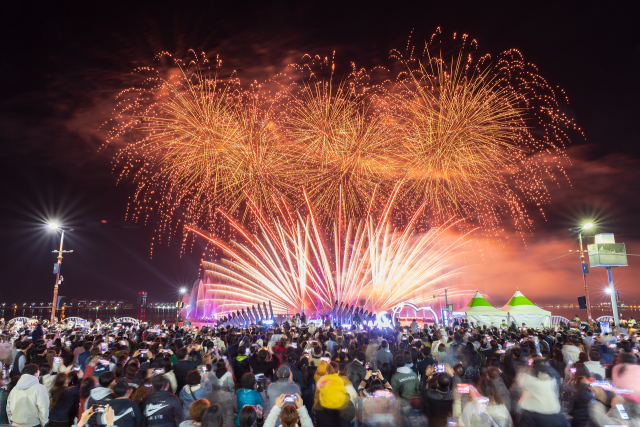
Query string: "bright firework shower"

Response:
xmin=106 ymin=29 xmax=580 ymax=249
xmin=184 ymin=186 xmax=476 ymax=317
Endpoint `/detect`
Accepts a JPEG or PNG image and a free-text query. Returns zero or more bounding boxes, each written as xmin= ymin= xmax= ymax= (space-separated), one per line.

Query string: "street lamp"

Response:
xmin=176 ymin=288 xmax=187 ymax=328
xmin=47 ymin=222 xmax=74 ymax=323
xmin=569 ymin=223 xmax=594 ymax=322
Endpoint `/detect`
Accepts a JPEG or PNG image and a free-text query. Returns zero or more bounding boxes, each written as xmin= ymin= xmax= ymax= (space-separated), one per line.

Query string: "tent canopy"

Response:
xmin=455 ymin=291 xmax=505 ymax=327
xmin=500 ymin=289 xmax=551 ymax=327
xmin=458 ymin=291 xmax=503 ymax=313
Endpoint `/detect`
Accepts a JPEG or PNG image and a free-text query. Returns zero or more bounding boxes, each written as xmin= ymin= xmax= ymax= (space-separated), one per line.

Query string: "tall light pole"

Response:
xmin=570 ymin=223 xmax=593 ymax=322
xmin=176 ymin=287 xmax=186 ymax=327
xmin=48 ymin=223 xmax=73 ymax=323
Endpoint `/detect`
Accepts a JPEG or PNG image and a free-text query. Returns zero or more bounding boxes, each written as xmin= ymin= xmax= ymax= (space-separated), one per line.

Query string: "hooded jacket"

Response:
xmin=6 ymin=374 xmax=49 ymax=427
xmin=390 ymin=366 xmax=419 ymax=399
xmin=142 ymin=390 xmax=183 ymax=427
xmin=85 ymin=386 xmax=115 ymax=426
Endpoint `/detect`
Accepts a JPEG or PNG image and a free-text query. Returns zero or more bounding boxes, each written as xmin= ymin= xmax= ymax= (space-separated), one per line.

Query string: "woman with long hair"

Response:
xmin=131 ymin=379 xmax=154 ymax=407
xmin=161 ymin=356 xmax=178 ymax=393
xmin=179 ymin=370 xmax=212 ymax=420
xmin=263 ymin=394 xmax=313 ymax=427
xmin=200 ymin=404 xmax=224 ymax=427
xmin=208 ymin=359 xmax=234 ymax=392
xmin=78 ymin=376 xmax=96 ymax=420
xmin=517 ymin=358 xmax=565 ymax=426
xmin=457 ymin=378 xmax=512 ymax=427
xmin=49 ymin=372 xmax=80 ymax=427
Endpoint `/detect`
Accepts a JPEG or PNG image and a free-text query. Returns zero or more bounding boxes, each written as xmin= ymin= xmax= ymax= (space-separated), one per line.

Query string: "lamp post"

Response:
xmin=176 ymin=288 xmax=186 ymax=328
xmin=48 ymin=223 xmax=73 ymax=323
xmin=569 ymin=223 xmax=593 ymax=322
xmin=433 ymin=288 xmax=450 ymax=327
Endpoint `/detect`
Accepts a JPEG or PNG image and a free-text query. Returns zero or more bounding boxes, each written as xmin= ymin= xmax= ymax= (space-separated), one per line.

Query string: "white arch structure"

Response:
xmin=551 ymin=316 xmax=571 ymax=326
xmin=7 ymin=317 xmax=30 ymax=325
xmin=115 ymin=317 xmax=140 ymax=325
xmin=64 ymin=317 xmax=87 ymax=323
xmin=391 ymin=302 xmax=440 ymax=326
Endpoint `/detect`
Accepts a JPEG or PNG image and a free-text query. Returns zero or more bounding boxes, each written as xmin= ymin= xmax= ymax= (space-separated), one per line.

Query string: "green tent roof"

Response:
xmin=503 ymin=290 xmax=535 ymax=307
xmin=465 ymin=291 xmax=495 ymax=308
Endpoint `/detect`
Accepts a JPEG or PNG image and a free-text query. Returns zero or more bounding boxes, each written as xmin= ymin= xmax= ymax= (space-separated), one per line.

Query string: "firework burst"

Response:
xmin=107 ymin=30 xmax=580 ymax=245
xmin=185 ymin=187 xmax=473 ymax=316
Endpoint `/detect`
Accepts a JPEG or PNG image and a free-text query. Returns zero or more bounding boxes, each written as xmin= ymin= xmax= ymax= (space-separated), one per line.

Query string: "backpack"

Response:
xmin=318 ymin=374 xmax=348 ymax=409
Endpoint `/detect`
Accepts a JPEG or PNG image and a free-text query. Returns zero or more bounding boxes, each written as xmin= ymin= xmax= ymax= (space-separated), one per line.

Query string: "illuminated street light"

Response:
xmin=179 ymin=288 xmax=187 ymax=295
xmin=47 ymin=223 xmax=74 ymax=323
xmin=605 ymin=288 xmax=612 ymax=294
xmin=569 ymin=222 xmax=595 ymax=321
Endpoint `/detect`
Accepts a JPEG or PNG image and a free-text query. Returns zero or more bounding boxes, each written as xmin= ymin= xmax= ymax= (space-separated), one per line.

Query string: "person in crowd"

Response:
xmin=458 ymin=378 xmax=513 ymax=427
xmin=584 ymin=350 xmax=606 ymax=379
xmin=142 ymin=375 xmax=183 ymax=427
xmin=236 ymin=373 xmax=263 ymax=426
xmin=179 ymin=398 xmax=209 ymax=427
xmin=250 ymin=349 xmax=276 ymax=378
xmin=158 ymin=358 xmax=177 ymax=394
xmin=517 ymin=358 xmax=567 ymax=427
xmin=107 ymin=378 xmax=143 ymax=427
xmin=390 ymin=353 xmax=419 ymax=403
xmin=179 ymin=370 xmax=212 ymax=420
xmin=266 ymin=366 xmax=301 ymax=415
xmin=344 ymin=352 xmax=367 ymax=387
xmin=48 ymin=372 xmax=80 ymax=427
xmin=282 ymin=353 xmax=304 ymax=390
xmin=6 ymin=364 xmax=50 ymax=427
xmin=200 ymin=404 xmax=224 ymax=427
xmin=422 ymin=368 xmax=455 ymax=427
xmin=205 ymin=372 xmax=238 ymax=427
xmin=207 ymin=359 xmax=234 ymax=391
xmin=238 ymin=405 xmax=262 ymax=427
xmin=10 ymin=341 xmax=28 ymax=378
xmin=173 ymin=347 xmax=203 ymax=394
xmin=374 ymin=340 xmax=394 ymax=368
xmin=85 ymin=371 xmax=116 ymax=411
xmin=263 ymin=394 xmax=313 ymax=427
xmin=316 ymin=361 xmax=353 ymax=427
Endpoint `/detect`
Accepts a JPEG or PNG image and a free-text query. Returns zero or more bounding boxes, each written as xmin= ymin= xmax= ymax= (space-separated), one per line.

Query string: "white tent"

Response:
xmin=501 ymin=290 xmax=551 ymax=328
xmin=455 ymin=291 xmax=506 ymax=327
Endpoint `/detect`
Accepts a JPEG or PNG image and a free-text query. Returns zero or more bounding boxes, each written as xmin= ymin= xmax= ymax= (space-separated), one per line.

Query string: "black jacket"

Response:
xmin=49 ymin=386 xmax=80 ymax=422
xmin=518 ymin=409 xmax=570 ymax=427
xmin=142 ymin=390 xmax=183 ymax=427
xmin=31 ymin=325 xmax=45 ymax=342
xmin=173 ymin=355 xmax=202 ymax=393
xmin=108 ymin=398 xmax=143 ymax=427
xmin=416 ymin=357 xmax=437 ymax=379
xmin=422 ymin=388 xmax=454 ymax=427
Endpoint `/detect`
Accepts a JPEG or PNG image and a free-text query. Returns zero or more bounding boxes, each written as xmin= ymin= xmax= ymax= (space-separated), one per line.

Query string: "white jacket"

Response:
xmin=561 ymin=344 xmax=581 ymax=363
xmin=7 ymin=374 xmax=49 ymax=427
xmin=263 ymin=405 xmax=313 ymax=427
xmin=517 ymin=372 xmax=561 ymax=414
xmin=584 ymin=361 xmax=606 ymax=379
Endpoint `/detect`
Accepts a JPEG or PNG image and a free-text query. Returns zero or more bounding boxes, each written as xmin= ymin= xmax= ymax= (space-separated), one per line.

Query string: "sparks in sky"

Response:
xmin=106 ymin=29 xmax=580 ymax=249
xmin=185 ymin=186 xmax=474 ymax=317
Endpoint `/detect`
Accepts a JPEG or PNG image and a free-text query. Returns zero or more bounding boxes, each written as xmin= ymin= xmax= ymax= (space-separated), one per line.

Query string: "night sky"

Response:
xmin=0 ymin=2 xmax=639 ymax=307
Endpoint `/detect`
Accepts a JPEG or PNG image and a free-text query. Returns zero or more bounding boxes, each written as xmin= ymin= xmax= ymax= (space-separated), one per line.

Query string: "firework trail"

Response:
xmin=185 ymin=186 xmax=474 ymax=316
